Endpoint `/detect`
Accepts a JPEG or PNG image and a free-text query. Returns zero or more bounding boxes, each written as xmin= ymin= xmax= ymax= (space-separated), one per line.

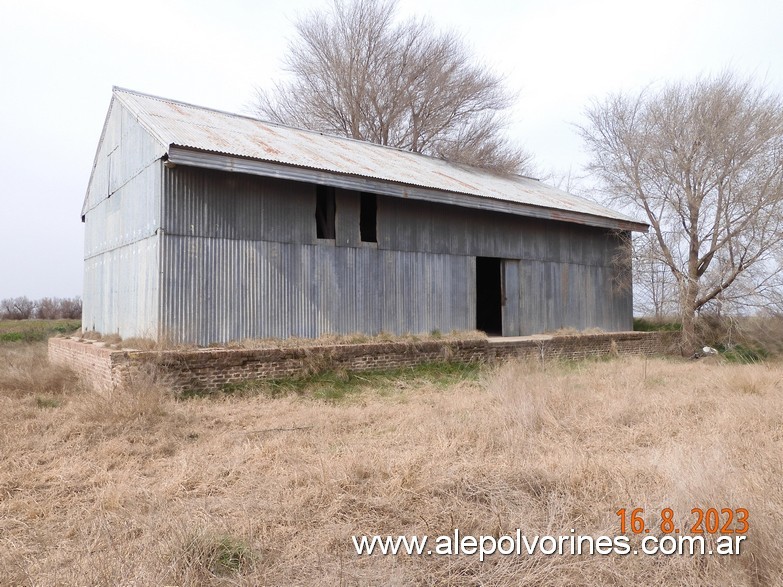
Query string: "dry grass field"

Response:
xmin=1 ymin=339 xmax=782 ymax=586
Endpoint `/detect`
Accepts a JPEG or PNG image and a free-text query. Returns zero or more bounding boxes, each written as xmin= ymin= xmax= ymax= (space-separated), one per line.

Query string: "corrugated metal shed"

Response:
xmin=82 ymin=88 xmax=639 ymax=344
xmin=111 ymin=87 xmax=646 ymax=232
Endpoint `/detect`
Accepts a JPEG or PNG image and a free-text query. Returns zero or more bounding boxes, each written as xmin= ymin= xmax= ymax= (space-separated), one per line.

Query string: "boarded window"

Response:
xmin=360 ymin=192 xmax=377 ymax=243
xmin=316 ymin=185 xmax=336 ymax=239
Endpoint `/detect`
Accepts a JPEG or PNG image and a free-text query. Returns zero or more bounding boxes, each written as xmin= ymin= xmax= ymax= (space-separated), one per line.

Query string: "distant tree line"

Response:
xmin=0 ymin=297 xmax=82 ymax=320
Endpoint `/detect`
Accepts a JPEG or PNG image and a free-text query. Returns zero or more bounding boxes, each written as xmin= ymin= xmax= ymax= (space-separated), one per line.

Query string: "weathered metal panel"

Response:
xmin=514 ymin=260 xmax=631 ymax=335
xmin=379 ymin=195 xmax=624 ymax=266
xmin=82 ymin=236 xmax=159 ymax=338
xmin=112 ymin=87 xmax=646 ymax=232
xmin=82 ymin=97 xmax=166 ymax=219
xmin=168 ymin=147 xmax=646 ymax=232
xmin=158 ymin=235 xmax=474 ymax=345
xmin=162 ymin=166 xmax=314 ymax=244
xmin=83 ymin=163 xmax=161 ymax=258
xmin=335 ymin=188 xmax=361 ymax=247
xmin=153 ymin=167 xmax=632 ymax=343
xmin=82 ymin=99 xmax=163 ymax=338
xmin=502 ymin=260 xmax=521 ymax=336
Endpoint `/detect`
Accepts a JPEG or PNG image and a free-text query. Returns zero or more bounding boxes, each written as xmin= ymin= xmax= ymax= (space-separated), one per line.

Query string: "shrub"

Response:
xmin=718 ymin=343 xmax=769 ymax=364
xmin=633 ymin=317 xmax=682 ymax=332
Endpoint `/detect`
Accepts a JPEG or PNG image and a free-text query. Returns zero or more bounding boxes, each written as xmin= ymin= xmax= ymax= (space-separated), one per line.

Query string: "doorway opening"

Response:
xmin=476 ymin=257 xmax=502 ymax=335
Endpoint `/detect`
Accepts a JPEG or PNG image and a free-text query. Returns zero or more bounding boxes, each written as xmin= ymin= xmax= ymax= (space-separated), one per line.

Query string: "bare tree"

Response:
xmin=0 ymin=297 xmax=36 ymax=320
xmin=255 ymin=0 xmax=531 ymax=174
xmin=580 ymin=73 xmax=783 ymax=352
xmin=58 ymin=297 xmax=83 ymax=320
xmin=36 ymin=297 xmax=60 ymax=320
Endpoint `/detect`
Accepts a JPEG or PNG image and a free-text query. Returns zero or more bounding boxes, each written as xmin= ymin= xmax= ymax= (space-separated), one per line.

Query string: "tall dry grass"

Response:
xmin=1 ymin=343 xmax=782 ymax=585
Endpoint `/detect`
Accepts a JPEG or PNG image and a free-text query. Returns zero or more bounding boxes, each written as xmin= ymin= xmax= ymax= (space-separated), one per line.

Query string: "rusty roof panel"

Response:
xmin=113 ymin=87 xmax=646 ymax=231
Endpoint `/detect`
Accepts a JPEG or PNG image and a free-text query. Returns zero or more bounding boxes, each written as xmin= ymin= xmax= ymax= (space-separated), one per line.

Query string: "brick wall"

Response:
xmin=49 ymin=331 xmax=679 ymax=394
xmin=47 ymin=337 xmax=119 ymax=390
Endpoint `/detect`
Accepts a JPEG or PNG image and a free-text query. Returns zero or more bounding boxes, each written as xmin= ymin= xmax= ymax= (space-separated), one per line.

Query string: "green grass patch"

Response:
xmin=0 ymin=319 xmax=81 ymax=343
xmin=178 ymin=360 xmax=482 ymax=401
xmin=210 ymin=535 xmax=254 ymax=575
xmin=35 ymin=396 xmax=62 ymax=409
xmin=717 ymin=343 xmax=769 ymax=364
xmin=633 ymin=317 xmax=682 ymax=332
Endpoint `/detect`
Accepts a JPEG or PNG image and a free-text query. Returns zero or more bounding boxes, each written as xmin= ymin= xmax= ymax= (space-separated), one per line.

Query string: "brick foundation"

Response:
xmin=47 ymin=337 xmax=119 ymax=390
xmin=48 ymin=331 xmax=679 ymax=393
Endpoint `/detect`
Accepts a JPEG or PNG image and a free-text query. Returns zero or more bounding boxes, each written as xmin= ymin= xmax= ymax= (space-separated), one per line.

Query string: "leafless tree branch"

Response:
xmin=254 ymin=0 xmax=532 ymax=174
xmin=580 ymin=72 xmax=783 ymax=351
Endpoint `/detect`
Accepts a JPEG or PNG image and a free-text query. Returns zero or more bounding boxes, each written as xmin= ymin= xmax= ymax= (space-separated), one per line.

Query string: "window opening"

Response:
xmin=360 ymin=192 xmax=377 ymax=243
xmin=316 ymin=185 xmax=336 ymax=239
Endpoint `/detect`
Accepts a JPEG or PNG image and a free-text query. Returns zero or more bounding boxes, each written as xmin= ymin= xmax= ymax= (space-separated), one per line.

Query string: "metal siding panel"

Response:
xmin=84 ymin=163 xmax=161 ymax=259
xmin=84 ymin=103 xmax=162 ymax=259
xmin=162 ymin=166 xmax=314 ymax=245
xmin=463 ymin=256 xmax=476 ymax=332
xmin=380 ymin=197 xmax=609 ymax=263
xmin=83 ymin=100 xmax=162 ymax=337
xmin=520 ymin=260 xmax=547 ymax=335
xmin=515 ymin=259 xmax=633 ymax=335
xmin=159 ymin=234 xmax=476 ymax=344
xmin=502 ymin=260 xmax=520 ymax=336
xmin=156 ymin=235 xmax=628 ymax=344
xmin=82 ymin=236 xmax=159 ymax=338
xmin=335 ymin=189 xmax=360 ymax=247
xmin=152 ymin=164 xmax=633 ymax=343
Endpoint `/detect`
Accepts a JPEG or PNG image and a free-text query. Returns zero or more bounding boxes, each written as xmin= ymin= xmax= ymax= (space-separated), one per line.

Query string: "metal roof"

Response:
xmin=113 ymin=87 xmax=646 ymax=231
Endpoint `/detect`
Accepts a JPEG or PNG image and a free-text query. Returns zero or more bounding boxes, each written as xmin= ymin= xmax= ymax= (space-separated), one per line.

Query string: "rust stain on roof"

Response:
xmin=112 ymin=87 xmax=646 ymax=229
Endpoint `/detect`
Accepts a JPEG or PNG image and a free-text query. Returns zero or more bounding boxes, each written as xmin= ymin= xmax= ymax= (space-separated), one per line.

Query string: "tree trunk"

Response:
xmin=680 ymin=281 xmax=698 ymax=357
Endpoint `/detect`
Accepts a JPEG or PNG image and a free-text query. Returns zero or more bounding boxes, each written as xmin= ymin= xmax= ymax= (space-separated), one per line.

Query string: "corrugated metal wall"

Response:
xmin=157 ymin=166 xmax=632 ymax=344
xmin=82 ymin=238 xmax=159 ymax=336
xmin=516 ymin=260 xmax=630 ymax=334
xmin=380 ymin=196 xmax=620 ymax=263
xmin=159 ymin=236 xmax=473 ymax=344
xmin=82 ymin=100 xmax=163 ymax=338
xmin=162 ymin=167 xmax=313 ymax=244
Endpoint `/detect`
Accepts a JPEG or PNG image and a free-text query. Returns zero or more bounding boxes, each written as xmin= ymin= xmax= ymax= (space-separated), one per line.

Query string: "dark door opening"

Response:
xmin=476 ymin=257 xmax=502 ymax=335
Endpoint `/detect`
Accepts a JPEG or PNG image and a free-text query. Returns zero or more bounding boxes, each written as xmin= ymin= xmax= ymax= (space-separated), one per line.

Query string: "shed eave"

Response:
xmin=166 ymin=145 xmax=648 ymax=233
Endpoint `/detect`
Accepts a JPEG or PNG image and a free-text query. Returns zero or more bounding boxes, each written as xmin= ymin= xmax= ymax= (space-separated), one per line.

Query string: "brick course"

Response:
xmin=49 ymin=331 xmax=679 ymax=394
xmin=47 ymin=337 xmax=119 ymax=390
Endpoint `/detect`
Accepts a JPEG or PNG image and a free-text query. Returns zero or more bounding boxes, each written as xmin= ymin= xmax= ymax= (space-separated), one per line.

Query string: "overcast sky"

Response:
xmin=1 ymin=0 xmax=782 ymax=300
